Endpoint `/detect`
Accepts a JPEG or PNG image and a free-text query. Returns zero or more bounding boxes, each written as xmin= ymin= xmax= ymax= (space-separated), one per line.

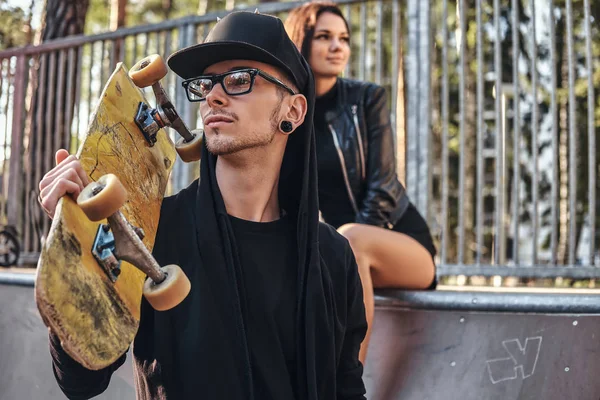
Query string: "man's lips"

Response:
xmin=204 ymin=115 xmax=234 ymax=128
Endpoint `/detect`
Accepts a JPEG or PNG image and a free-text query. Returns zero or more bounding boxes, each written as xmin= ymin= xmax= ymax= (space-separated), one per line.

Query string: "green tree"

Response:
xmin=0 ymin=0 xmax=34 ymax=50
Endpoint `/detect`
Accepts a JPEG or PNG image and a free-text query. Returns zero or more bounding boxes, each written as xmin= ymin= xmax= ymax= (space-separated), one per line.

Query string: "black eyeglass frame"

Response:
xmin=181 ymin=68 xmax=296 ymax=102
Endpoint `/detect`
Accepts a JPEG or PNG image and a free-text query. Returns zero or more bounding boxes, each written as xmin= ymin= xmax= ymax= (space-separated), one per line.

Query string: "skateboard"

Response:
xmin=35 ymin=55 xmax=203 ymax=370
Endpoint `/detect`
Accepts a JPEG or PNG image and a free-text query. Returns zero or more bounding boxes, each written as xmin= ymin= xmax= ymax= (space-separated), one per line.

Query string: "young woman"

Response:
xmin=285 ymin=2 xmax=436 ymax=364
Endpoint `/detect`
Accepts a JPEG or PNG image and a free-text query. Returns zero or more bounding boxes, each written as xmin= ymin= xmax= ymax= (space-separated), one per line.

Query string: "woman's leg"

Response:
xmin=337 ymin=223 xmax=435 ymax=364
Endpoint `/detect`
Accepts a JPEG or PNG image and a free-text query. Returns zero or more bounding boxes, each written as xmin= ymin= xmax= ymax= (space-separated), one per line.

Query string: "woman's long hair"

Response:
xmin=284 ymin=1 xmax=350 ymax=60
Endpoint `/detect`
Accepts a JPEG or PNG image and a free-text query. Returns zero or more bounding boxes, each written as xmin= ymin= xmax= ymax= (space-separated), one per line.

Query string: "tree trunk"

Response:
xmin=110 ymin=0 xmax=126 ymax=30
xmin=22 ymin=0 xmax=90 ymax=253
xmin=197 ymin=0 xmax=208 ymax=15
xmin=110 ymin=0 xmax=126 ymax=70
xmin=162 ymin=0 xmax=172 ymax=20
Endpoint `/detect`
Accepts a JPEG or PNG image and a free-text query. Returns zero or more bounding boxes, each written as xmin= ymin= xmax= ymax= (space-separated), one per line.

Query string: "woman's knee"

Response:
xmin=337 ymin=223 xmax=364 ymax=249
xmin=338 ymin=223 xmax=370 ymax=266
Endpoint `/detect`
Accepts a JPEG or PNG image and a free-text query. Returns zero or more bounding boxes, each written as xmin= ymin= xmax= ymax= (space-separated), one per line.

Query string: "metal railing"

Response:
xmin=412 ymin=0 xmax=598 ymax=278
xmin=0 ymin=0 xmax=403 ymax=259
xmin=0 ymin=0 xmax=597 ymax=280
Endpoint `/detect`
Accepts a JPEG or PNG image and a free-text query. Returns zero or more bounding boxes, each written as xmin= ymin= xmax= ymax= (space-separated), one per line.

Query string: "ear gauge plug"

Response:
xmin=280 ymin=121 xmax=293 ymax=133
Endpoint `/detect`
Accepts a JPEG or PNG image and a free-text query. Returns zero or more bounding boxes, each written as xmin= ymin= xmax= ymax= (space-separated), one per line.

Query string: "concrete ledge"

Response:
xmin=375 ymin=287 xmax=600 ymax=314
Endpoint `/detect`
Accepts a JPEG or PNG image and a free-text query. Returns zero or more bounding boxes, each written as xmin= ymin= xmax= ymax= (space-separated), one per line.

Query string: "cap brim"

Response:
xmin=167 ymin=41 xmax=296 ymax=82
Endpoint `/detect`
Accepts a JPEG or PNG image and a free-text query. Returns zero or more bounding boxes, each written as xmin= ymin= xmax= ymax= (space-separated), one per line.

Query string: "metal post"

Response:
xmin=405 ymin=0 xmax=431 ymax=218
xmin=7 ymin=55 xmax=26 ymax=230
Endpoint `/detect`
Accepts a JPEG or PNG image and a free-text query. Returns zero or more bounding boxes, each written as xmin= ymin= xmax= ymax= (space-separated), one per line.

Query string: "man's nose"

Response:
xmin=205 ymin=82 xmax=228 ymax=107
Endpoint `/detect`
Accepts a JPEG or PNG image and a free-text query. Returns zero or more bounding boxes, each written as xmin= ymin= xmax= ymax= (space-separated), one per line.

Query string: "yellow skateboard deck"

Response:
xmin=35 ymin=62 xmax=177 ymax=370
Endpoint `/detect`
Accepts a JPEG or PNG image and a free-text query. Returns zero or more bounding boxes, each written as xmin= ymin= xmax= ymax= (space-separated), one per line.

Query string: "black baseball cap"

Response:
xmin=167 ymin=11 xmax=308 ymax=91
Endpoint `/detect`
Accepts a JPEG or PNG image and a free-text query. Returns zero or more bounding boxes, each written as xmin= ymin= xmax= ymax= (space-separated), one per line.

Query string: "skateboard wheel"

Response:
xmin=77 ymin=174 xmax=127 ymax=221
xmin=175 ymin=129 xmax=203 ymax=163
xmin=129 ymin=54 xmax=168 ymax=88
xmin=143 ymin=264 xmax=191 ymax=311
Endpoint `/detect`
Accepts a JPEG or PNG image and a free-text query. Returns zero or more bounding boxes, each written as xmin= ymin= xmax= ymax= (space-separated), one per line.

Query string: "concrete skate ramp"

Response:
xmin=0 ymin=279 xmax=135 ymax=400
xmin=2 ymin=274 xmax=600 ymax=400
xmin=363 ymin=288 xmax=600 ymax=400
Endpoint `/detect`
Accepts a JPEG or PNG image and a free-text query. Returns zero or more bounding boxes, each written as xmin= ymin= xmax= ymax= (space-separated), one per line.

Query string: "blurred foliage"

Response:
xmin=0 ymin=0 xmax=32 ymax=49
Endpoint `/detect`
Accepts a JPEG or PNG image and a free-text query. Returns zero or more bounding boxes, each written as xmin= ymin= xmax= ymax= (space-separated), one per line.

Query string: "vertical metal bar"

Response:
xmin=22 ymin=54 xmax=36 ymax=252
xmin=583 ymin=0 xmax=596 ymax=266
xmin=494 ymin=0 xmax=504 ymax=265
xmin=1 ymin=57 xmax=7 ymax=198
xmin=54 ymin=50 xmax=66 ymax=156
xmin=72 ymin=46 xmax=83 ymax=152
xmin=405 ymin=0 xmax=418 ymax=204
xmin=172 ymin=23 xmax=195 ymax=193
xmin=154 ymin=31 xmax=160 ymax=55
xmin=65 ymin=48 xmax=75 ymax=151
xmin=132 ymin=35 xmax=138 ymax=66
xmin=7 ymin=55 xmax=26 ymax=231
xmin=43 ymin=52 xmax=57 ymax=238
xmin=391 ymin=0 xmax=399 ymax=129
xmin=118 ymin=35 xmax=125 ymax=66
xmin=110 ymin=38 xmax=116 ymax=71
xmin=458 ymin=0 xmax=466 ymax=264
xmin=549 ymin=0 xmax=558 ymax=265
xmin=475 ymin=0 xmax=483 ymax=265
xmin=123 ymin=36 xmax=135 ymax=67
xmin=359 ymin=1 xmax=367 ymax=80
xmin=30 ymin=54 xmax=46 ymax=251
xmin=511 ymin=0 xmax=520 ymax=265
xmin=530 ymin=0 xmax=538 ymax=264
xmin=441 ymin=0 xmax=449 ymax=264
xmin=375 ymin=0 xmax=383 ymax=85
xmin=2 ymin=58 xmax=9 ymax=207
xmin=144 ymin=33 xmax=150 ymax=61
xmin=157 ymin=31 xmax=163 ymax=58
xmin=565 ymin=0 xmax=577 ymax=265
xmin=100 ymin=40 xmax=106 ymax=87
xmin=164 ymin=30 xmax=172 ymax=60
xmin=418 ymin=0 xmax=431 ymax=221
xmin=87 ymin=43 xmax=94 ymax=126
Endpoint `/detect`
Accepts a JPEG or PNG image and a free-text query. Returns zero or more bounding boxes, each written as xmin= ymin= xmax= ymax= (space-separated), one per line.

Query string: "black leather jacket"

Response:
xmin=323 ymin=78 xmax=409 ymax=229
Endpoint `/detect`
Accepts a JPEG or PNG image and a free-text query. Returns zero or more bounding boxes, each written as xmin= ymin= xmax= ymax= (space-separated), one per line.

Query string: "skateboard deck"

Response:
xmin=35 ymin=63 xmax=177 ymax=370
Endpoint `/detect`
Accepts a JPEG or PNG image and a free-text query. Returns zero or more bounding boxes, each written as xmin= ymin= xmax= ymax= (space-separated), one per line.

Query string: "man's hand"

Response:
xmin=38 ymin=149 xmax=90 ymax=219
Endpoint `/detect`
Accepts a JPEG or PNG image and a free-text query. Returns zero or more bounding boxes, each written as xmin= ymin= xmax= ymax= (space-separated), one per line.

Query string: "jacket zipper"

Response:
xmin=328 ymin=123 xmax=359 ymax=214
xmin=351 ymin=105 xmax=366 ymax=181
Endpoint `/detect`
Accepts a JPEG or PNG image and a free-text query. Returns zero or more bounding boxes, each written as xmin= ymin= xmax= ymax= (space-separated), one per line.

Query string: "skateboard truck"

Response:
xmin=130 ymin=54 xmax=204 ymax=163
xmin=133 ymin=65 xmax=196 ymax=147
xmin=78 ymin=173 xmax=191 ymax=313
xmin=91 ymin=211 xmax=166 ymax=285
xmin=91 ymin=224 xmax=121 ymax=282
xmin=92 ymin=222 xmax=146 ymax=283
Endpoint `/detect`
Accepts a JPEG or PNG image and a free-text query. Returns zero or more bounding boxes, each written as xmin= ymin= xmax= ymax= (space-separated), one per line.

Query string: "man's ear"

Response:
xmin=280 ymin=94 xmax=308 ymax=135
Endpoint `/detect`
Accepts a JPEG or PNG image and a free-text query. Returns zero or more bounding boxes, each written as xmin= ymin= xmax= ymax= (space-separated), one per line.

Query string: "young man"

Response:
xmin=38 ymin=11 xmax=367 ymax=400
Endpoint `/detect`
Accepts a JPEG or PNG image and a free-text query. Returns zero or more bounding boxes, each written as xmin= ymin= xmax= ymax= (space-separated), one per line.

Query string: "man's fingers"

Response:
xmin=39 ymin=168 xmax=85 ymax=201
xmin=55 ymin=149 xmax=70 ymax=166
xmin=39 ymin=179 xmax=82 ymax=219
xmin=39 ymin=157 xmax=89 ymax=192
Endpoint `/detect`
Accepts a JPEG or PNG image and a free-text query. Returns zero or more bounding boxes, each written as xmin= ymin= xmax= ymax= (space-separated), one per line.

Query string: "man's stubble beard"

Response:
xmin=205 ymin=102 xmax=282 ymax=156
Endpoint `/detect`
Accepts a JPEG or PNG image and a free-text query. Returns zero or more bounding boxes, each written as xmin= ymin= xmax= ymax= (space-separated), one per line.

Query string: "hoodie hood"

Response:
xmin=194 ymin=55 xmax=320 ymax=400
xmin=169 ymin=12 xmax=321 ymax=400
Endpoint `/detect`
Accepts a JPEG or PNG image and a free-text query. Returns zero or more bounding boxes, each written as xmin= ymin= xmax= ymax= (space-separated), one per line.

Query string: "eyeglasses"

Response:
xmin=181 ymin=68 xmax=296 ymax=102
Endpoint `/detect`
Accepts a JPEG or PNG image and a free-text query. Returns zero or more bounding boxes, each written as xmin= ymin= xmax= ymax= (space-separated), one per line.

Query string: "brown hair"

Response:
xmin=284 ymin=1 xmax=350 ymax=61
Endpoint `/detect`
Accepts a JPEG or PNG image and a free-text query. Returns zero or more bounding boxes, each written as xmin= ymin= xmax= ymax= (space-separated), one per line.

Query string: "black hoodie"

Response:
xmin=49 ymin=13 xmax=367 ymax=400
